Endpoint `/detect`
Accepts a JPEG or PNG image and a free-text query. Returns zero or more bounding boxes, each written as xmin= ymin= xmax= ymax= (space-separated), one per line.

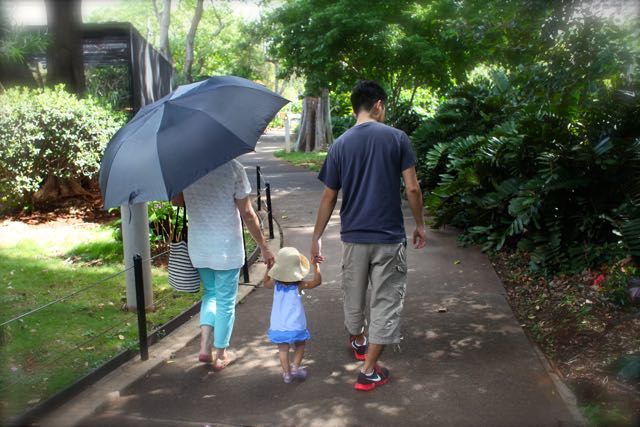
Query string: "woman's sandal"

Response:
xmin=212 ymin=352 xmax=236 ymax=371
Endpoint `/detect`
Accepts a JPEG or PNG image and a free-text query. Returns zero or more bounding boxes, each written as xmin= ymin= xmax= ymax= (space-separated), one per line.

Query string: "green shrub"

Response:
xmin=0 ymin=85 xmax=125 ymax=211
xmin=386 ymin=99 xmax=427 ymax=137
xmin=415 ymin=19 xmax=640 ymax=273
xmin=598 ymin=265 xmax=639 ymax=306
xmin=108 ymin=202 xmax=182 ymax=250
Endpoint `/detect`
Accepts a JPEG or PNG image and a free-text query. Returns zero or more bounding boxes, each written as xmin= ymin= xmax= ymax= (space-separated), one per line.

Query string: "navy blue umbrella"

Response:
xmin=99 ymin=76 xmax=288 ymax=208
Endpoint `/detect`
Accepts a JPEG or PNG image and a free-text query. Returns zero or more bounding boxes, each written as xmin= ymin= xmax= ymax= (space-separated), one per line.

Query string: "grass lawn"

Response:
xmin=273 ymin=149 xmax=327 ymax=172
xmin=0 ymin=221 xmax=256 ymax=422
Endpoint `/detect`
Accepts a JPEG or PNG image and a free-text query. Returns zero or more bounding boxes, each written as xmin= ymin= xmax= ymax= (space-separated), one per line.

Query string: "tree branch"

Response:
xmin=184 ymin=0 xmax=204 ymax=82
xmin=151 ymin=0 xmax=160 ymax=23
xmin=209 ymin=0 xmax=225 ymax=38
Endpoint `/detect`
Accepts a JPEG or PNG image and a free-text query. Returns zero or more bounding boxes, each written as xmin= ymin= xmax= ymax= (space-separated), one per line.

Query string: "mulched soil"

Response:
xmin=491 ymin=251 xmax=640 ymax=426
xmin=5 ymin=195 xmax=117 ymax=226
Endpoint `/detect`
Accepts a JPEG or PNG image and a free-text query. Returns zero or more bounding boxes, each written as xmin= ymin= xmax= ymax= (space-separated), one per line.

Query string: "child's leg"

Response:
xmin=292 ymin=341 xmax=305 ymax=368
xmin=291 ymin=341 xmax=307 ymax=380
xmin=278 ymin=344 xmax=290 ymax=374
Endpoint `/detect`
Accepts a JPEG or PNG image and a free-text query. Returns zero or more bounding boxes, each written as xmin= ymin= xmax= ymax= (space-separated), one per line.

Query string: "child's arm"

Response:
xmin=262 ymin=268 xmax=275 ymax=289
xmin=301 ymin=263 xmax=322 ymax=290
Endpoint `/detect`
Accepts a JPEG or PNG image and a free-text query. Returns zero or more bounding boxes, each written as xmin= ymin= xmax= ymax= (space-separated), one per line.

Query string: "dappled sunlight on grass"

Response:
xmin=273 ymin=149 xmax=327 ymax=172
xmin=0 ymin=223 xmax=201 ymax=422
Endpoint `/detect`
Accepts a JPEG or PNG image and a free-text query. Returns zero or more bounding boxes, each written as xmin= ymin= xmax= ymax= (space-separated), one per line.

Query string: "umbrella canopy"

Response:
xmin=99 ymin=75 xmax=289 ymax=208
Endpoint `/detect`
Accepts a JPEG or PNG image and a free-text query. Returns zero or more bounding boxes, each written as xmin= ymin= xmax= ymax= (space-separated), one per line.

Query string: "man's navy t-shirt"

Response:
xmin=318 ymin=121 xmax=417 ymax=244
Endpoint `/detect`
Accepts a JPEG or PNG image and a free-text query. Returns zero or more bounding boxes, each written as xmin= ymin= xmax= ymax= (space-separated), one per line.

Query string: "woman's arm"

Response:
xmin=235 ymin=196 xmax=276 ymax=268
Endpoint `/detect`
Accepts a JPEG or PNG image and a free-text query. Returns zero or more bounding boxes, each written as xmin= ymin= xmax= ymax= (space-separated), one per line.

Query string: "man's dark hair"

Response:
xmin=350 ymin=80 xmax=387 ymax=114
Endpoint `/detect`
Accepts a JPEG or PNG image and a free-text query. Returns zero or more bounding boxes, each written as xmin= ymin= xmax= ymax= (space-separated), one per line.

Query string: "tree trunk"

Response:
xmin=45 ymin=0 xmax=85 ymax=95
xmin=296 ymin=89 xmax=333 ymax=152
xmin=154 ymin=0 xmax=172 ymax=63
xmin=33 ymin=175 xmax=93 ymax=207
xmin=296 ymin=96 xmax=317 ymax=151
xmin=183 ymin=0 xmax=204 ymax=83
xmin=314 ymin=88 xmax=333 ymax=151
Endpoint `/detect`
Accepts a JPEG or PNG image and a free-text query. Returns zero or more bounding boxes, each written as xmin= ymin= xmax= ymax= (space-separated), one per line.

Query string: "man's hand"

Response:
xmin=261 ymin=244 xmax=275 ymax=268
xmin=311 ymin=187 xmax=337 ymax=264
xmin=413 ymin=226 xmax=427 ymax=249
xmin=310 ymin=238 xmax=325 ymax=263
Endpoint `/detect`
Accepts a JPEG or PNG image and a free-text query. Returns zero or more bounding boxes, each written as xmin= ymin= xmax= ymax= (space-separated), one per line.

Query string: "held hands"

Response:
xmin=413 ymin=226 xmax=427 ymax=249
xmin=310 ymin=238 xmax=324 ymax=264
xmin=261 ymin=244 xmax=276 ymax=268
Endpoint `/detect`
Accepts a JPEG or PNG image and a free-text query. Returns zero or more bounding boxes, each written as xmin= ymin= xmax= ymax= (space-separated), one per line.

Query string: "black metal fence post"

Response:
xmin=241 ymin=219 xmax=250 ymax=283
xmin=133 ymin=254 xmax=149 ymax=361
xmin=256 ymin=166 xmax=262 ymax=211
xmin=266 ymin=182 xmax=274 ymax=239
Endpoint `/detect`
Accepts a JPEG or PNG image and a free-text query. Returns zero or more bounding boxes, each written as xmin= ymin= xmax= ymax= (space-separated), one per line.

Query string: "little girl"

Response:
xmin=263 ymin=247 xmax=322 ymax=383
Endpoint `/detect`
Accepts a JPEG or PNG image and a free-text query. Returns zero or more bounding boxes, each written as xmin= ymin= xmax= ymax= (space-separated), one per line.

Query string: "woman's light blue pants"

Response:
xmin=198 ymin=268 xmax=240 ymax=349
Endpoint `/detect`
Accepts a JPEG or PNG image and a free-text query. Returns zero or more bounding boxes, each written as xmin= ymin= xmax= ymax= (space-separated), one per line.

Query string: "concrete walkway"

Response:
xmin=75 ymin=134 xmax=582 ymax=427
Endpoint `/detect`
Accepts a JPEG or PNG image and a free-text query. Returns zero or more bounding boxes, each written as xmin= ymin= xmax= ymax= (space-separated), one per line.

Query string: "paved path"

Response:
xmin=79 ymin=134 xmax=581 ymax=427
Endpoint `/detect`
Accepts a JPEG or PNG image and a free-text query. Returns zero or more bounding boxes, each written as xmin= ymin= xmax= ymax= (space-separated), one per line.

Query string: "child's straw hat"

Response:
xmin=268 ymin=247 xmax=310 ymax=283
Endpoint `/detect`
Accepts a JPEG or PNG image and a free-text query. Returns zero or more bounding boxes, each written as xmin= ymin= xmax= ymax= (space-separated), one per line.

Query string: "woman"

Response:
xmin=173 ymin=159 xmax=274 ymax=370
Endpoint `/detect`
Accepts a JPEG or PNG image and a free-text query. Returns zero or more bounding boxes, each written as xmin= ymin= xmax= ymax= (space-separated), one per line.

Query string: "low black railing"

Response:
xmin=255 ymin=165 xmax=274 ymax=239
xmin=2 ymin=164 xmax=275 ymax=426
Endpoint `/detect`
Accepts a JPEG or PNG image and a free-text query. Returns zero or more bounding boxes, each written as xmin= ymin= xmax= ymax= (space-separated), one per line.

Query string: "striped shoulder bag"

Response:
xmin=168 ymin=206 xmax=201 ymax=293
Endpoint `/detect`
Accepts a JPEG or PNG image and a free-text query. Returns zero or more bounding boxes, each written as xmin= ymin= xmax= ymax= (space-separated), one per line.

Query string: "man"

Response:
xmin=173 ymin=160 xmax=275 ymax=370
xmin=311 ymin=80 xmax=426 ymax=391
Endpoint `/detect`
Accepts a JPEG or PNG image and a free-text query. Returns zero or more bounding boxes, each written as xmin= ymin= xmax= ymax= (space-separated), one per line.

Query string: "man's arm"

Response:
xmin=311 ymin=187 xmax=338 ymax=262
xmin=235 ymin=197 xmax=276 ymax=268
xmin=401 ymin=167 xmax=427 ymax=249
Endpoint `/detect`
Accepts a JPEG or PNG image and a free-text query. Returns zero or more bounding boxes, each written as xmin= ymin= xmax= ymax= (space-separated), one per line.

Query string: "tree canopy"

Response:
xmin=88 ymin=0 xmax=270 ymax=84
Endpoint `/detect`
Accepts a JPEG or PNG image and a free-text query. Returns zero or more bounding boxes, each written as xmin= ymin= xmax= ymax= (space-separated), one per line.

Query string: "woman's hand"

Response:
xmin=261 ymin=244 xmax=275 ymax=268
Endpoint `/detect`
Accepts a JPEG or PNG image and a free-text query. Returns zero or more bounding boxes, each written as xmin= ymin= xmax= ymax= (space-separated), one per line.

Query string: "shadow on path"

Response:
xmin=80 ymin=137 xmax=581 ymax=427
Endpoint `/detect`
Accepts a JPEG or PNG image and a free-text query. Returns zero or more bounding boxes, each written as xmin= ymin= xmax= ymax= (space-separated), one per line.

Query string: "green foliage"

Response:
xmin=386 ymin=99 xmax=428 ymax=136
xmin=416 ymin=16 xmax=640 ymax=273
xmin=331 ymin=115 xmax=355 ymax=139
xmin=88 ymin=0 xmax=270 ymax=83
xmin=600 ymin=265 xmax=639 ymax=307
xmin=263 ymin=0 xmax=467 ymax=99
xmin=0 ymin=9 xmax=47 ymax=65
xmin=581 ymin=403 xmax=634 ymax=427
xmin=85 ymin=66 xmax=130 ymax=111
xmin=0 ymin=85 xmax=125 ymax=211
xmin=147 ymin=202 xmax=181 ymax=247
xmin=108 ymin=202 xmax=181 ymax=250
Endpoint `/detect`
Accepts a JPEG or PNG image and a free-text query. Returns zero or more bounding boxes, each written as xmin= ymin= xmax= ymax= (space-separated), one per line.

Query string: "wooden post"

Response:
xmin=284 ymin=114 xmax=291 ymax=153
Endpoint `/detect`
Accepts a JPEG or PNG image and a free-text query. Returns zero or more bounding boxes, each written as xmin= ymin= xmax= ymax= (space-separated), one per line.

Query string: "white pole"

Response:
xmin=284 ymin=114 xmax=291 ymax=153
xmin=121 ymin=202 xmax=153 ymax=310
